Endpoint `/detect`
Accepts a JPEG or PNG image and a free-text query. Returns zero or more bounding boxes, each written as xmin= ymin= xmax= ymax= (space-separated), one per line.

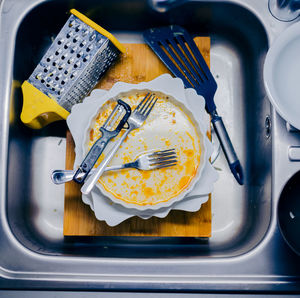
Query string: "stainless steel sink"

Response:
xmin=0 ymin=0 xmax=299 ymax=292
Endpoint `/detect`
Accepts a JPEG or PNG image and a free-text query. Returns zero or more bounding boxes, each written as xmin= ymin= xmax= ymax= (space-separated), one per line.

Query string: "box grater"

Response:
xmin=21 ymin=9 xmax=125 ymax=129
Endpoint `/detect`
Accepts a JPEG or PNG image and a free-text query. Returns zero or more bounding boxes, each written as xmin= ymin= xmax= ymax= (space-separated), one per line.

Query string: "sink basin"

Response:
xmin=0 ymin=0 xmax=299 ymax=292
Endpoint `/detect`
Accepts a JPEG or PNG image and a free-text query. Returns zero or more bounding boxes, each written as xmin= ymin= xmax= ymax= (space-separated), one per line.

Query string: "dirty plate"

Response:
xmin=67 ymin=74 xmax=218 ymax=223
xmin=82 ymin=92 xmax=206 ymax=211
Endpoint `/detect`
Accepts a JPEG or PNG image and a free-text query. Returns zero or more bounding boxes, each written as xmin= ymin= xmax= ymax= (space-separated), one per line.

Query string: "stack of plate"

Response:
xmin=67 ymin=74 xmax=218 ymax=226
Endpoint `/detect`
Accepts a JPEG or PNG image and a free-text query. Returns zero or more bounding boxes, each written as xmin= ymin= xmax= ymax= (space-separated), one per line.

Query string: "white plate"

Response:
xmin=264 ymin=22 xmax=300 ymax=130
xmin=81 ymin=84 xmax=208 ymax=211
xmin=67 ymin=74 xmax=218 ymax=225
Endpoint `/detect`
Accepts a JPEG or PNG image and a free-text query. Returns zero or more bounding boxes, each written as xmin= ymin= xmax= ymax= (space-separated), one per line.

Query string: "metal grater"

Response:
xmin=28 ymin=12 xmax=121 ymax=112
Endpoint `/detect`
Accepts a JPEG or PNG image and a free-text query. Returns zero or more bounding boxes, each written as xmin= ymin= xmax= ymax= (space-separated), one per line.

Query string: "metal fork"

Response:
xmin=51 ymin=149 xmax=177 ymax=185
xmin=81 ymin=93 xmax=158 ymax=195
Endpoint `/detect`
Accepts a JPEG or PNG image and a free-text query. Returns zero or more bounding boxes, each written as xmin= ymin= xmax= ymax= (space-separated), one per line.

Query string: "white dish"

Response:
xmin=264 ymin=22 xmax=300 ymax=130
xmin=67 ymin=74 xmax=218 ymax=225
xmin=81 ymin=87 xmax=208 ymax=211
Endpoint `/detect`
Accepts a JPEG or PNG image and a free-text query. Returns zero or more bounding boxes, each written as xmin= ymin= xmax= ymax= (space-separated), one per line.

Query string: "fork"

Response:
xmin=81 ymin=93 xmax=158 ymax=195
xmin=51 ymin=149 xmax=177 ymax=185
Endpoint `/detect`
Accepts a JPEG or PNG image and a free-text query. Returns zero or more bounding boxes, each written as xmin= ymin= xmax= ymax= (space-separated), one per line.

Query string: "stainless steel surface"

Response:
xmin=81 ymin=93 xmax=158 ymax=194
xmin=51 ymin=149 xmax=177 ymax=184
xmin=268 ymin=0 xmax=300 ymax=22
xmin=0 ymin=0 xmax=300 ymax=292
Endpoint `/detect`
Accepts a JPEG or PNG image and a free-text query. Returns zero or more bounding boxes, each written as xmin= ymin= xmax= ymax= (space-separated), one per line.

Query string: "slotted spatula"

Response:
xmin=143 ymin=25 xmax=244 ymax=185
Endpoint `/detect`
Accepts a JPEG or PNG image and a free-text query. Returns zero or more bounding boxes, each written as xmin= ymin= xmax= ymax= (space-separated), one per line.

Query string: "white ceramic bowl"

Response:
xmin=264 ymin=22 xmax=300 ymax=130
xmin=67 ymin=74 xmax=218 ymax=225
xmin=81 ymin=87 xmax=208 ymax=212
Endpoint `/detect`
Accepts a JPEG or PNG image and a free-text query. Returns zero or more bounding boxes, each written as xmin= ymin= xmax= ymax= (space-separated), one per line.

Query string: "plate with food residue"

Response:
xmin=82 ymin=89 xmax=208 ymax=211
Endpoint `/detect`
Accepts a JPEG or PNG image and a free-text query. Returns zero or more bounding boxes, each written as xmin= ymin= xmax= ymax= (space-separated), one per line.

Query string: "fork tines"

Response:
xmin=149 ymin=148 xmax=177 ymax=169
xmin=136 ymin=93 xmax=158 ymax=116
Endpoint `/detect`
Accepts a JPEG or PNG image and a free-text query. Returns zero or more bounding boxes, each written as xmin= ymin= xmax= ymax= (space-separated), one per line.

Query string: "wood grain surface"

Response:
xmin=64 ymin=37 xmax=212 ymax=237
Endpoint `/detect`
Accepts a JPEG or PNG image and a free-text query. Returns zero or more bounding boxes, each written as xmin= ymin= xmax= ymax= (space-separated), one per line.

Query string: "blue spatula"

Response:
xmin=143 ymin=25 xmax=244 ymax=185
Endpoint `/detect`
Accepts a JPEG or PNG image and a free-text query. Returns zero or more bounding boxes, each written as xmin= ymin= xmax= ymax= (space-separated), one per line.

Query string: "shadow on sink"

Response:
xmin=7 ymin=0 xmax=270 ymax=258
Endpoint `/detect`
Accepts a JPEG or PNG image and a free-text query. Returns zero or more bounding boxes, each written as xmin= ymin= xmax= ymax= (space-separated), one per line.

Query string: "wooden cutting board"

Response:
xmin=64 ymin=37 xmax=212 ymax=237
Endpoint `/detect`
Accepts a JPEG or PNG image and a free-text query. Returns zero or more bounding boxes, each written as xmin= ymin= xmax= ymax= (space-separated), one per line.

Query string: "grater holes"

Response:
xmin=57 ymin=88 xmax=64 ymax=96
xmin=75 ymin=25 xmax=82 ymax=33
xmin=35 ymin=73 xmax=43 ymax=80
xmin=61 ymin=80 xmax=66 ymax=85
xmin=72 ymin=35 xmax=79 ymax=43
xmin=89 ymin=34 xmax=96 ymax=41
xmin=70 ymin=72 xmax=77 ymax=79
xmin=74 ymin=61 xmax=81 ymax=69
xmin=69 ymin=20 xmax=76 ymax=28
xmin=66 ymin=31 xmax=73 ymax=39
xmin=82 ymin=29 xmax=88 ymax=37
xmin=79 ymin=41 xmax=86 ymax=48
xmin=55 ymin=76 xmax=60 ymax=81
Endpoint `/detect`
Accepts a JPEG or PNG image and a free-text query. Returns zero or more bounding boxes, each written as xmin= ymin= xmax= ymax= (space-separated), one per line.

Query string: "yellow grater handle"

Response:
xmin=21 ymin=81 xmax=69 ymax=129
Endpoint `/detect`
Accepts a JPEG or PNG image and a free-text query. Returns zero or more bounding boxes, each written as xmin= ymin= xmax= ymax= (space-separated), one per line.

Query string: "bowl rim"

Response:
xmin=81 ymin=84 xmax=209 ymax=211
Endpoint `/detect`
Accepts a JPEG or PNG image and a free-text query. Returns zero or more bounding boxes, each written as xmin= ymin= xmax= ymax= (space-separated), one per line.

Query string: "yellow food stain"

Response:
xmin=165 ymin=139 xmax=171 ymax=146
xmin=142 ymin=171 xmax=151 ymax=179
xmin=130 ymin=190 xmax=138 ymax=197
xmin=122 ymin=155 xmax=131 ymax=163
xmin=184 ymin=160 xmax=194 ymax=175
xmin=179 ymin=176 xmax=191 ymax=190
xmin=89 ymin=128 xmax=94 ymax=141
xmin=184 ymin=149 xmax=194 ymax=157
xmin=143 ymin=186 xmax=155 ymax=198
xmin=89 ymin=92 xmax=202 ymax=206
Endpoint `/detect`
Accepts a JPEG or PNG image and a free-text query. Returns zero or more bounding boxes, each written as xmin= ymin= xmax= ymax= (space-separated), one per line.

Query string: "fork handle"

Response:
xmin=51 ymin=162 xmax=136 ymax=185
xmin=81 ymin=126 xmax=133 ymax=195
xmin=211 ymin=113 xmax=244 ymax=185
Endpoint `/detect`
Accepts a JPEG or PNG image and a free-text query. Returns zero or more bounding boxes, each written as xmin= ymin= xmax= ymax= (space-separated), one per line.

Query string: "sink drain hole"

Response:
xmin=265 ymin=115 xmax=271 ymax=139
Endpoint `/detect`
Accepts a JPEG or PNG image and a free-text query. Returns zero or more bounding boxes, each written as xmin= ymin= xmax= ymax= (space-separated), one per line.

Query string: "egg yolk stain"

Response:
xmin=86 ymin=91 xmax=202 ymax=206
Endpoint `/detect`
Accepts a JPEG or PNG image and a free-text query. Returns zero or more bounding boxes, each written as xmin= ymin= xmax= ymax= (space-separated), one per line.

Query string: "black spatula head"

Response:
xmin=143 ymin=25 xmax=217 ymax=114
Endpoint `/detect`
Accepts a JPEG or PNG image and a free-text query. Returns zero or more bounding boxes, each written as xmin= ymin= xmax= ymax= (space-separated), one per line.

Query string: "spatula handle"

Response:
xmin=212 ymin=113 xmax=244 ymax=185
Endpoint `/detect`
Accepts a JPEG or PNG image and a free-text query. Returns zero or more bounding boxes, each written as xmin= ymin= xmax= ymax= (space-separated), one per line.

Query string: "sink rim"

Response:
xmin=0 ymin=0 xmax=300 ymax=292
